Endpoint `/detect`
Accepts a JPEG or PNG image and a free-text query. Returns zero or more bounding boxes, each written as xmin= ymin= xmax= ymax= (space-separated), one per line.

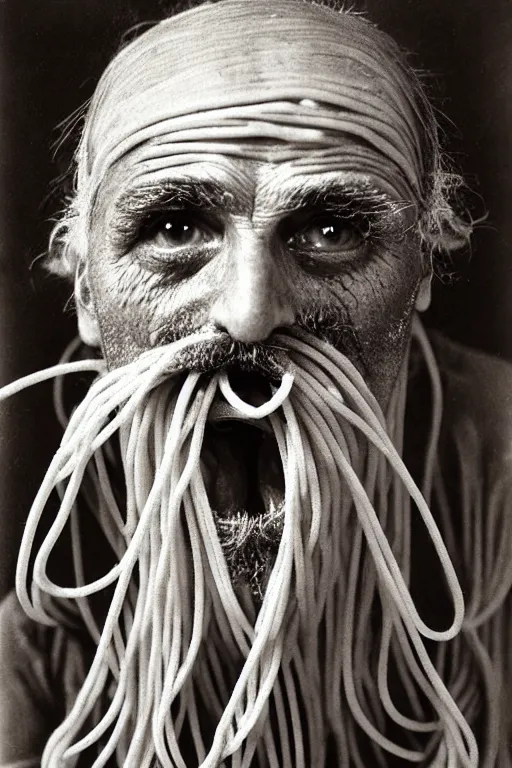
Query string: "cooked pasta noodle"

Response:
xmin=1 ymin=317 xmax=509 ymax=767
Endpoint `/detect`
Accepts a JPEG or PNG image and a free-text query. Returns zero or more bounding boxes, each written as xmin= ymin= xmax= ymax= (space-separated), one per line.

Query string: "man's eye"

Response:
xmin=148 ymin=213 xmax=217 ymax=250
xmin=291 ymin=217 xmax=366 ymax=252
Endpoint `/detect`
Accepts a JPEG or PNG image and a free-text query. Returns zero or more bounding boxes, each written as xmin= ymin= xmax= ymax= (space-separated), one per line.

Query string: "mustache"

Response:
xmin=172 ymin=336 xmax=289 ymax=379
xmin=151 ymin=305 xmax=365 ymax=380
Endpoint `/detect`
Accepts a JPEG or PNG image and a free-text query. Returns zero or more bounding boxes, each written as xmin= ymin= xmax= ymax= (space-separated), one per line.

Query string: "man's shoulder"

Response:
xmin=431 ymin=330 xmax=512 ymax=400
xmin=0 ymin=591 xmax=93 ymax=764
xmin=0 ymin=590 xmax=46 ymax=653
xmin=0 ymin=590 xmax=64 ymax=692
xmin=0 ymin=588 xmax=90 ymax=673
xmin=0 ymin=592 xmax=57 ymax=764
xmin=429 ymin=331 xmax=512 ymax=461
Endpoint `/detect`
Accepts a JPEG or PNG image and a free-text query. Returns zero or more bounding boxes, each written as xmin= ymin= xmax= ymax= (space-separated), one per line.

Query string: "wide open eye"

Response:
xmin=291 ymin=215 xmax=366 ymax=252
xmin=149 ymin=211 xmax=219 ymax=251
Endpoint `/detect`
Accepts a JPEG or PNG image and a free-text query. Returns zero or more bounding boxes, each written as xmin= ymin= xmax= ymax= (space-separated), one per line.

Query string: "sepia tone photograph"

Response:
xmin=0 ymin=0 xmax=511 ymax=765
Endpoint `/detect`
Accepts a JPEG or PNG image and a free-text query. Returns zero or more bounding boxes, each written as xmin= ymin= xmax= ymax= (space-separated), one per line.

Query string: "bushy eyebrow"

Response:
xmin=114 ymin=179 xmax=235 ymax=218
xmin=111 ymin=176 xmax=413 ymax=249
xmin=115 ymin=175 xmax=407 ymax=215
xmin=268 ymin=177 xmax=411 ymax=219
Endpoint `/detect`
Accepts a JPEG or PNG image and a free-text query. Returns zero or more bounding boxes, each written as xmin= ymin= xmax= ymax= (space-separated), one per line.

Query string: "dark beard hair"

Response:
xmin=213 ymin=502 xmax=286 ymax=599
xmin=151 ymin=302 xmax=365 ymax=379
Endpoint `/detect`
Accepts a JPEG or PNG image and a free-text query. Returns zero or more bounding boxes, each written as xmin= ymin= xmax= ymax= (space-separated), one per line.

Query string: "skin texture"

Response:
xmin=76 ymin=143 xmax=429 ymax=407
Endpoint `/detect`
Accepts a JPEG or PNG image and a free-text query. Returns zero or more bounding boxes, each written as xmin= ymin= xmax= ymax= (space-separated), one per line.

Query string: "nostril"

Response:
xmin=212 ymin=319 xmax=229 ymax=335
xmin=211 ymin=303 xmax=296 ymax=343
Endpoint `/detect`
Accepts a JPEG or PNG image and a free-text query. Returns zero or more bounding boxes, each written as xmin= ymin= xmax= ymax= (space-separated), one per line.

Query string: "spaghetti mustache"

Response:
xmin=0 ymin=322 xmax=489 ymax=767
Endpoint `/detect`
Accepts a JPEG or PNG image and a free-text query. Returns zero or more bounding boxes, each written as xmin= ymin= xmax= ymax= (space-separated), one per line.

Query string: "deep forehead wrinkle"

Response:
xmin=72 ymin=0 xmax=430 ymax=248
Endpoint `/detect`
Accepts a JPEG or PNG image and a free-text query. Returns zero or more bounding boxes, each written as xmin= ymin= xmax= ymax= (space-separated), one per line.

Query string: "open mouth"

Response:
xmin=200 ymin=370 xmax=286 ymax=591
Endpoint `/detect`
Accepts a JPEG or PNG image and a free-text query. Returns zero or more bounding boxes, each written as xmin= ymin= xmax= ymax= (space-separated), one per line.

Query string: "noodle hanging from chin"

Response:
xmin=1 ymin=319 xmax=486 ymax=767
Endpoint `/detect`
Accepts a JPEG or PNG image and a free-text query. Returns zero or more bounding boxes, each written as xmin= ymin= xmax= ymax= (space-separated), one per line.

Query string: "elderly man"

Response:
xmin=1 ymin=0 xmax=511 ymax=766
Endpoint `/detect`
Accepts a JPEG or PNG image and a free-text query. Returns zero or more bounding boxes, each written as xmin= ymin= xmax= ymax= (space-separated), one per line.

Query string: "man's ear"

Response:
xmin=414 ymin=273 xmax=432 ymax=313
xmin=74 ymin=256 xmax=101 ymax=347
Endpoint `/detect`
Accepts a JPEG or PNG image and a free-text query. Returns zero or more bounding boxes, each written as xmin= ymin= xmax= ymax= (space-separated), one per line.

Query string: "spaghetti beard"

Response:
xmin=11 ymin=324 xmax=481 ymax=767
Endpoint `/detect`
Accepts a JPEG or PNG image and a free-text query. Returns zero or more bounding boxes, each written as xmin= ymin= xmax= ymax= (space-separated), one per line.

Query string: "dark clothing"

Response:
xmin=0 ymin=592 xmax=87 ymax=767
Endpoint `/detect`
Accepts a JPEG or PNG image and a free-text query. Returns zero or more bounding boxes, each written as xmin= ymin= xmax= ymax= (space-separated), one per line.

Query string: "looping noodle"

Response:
xmin=218 ymin=371 xmax=295 ymax=419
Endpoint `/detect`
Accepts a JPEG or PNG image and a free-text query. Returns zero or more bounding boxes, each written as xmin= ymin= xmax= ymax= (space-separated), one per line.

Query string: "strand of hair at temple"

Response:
xmin=1 ymin=315 xmax=511 ymax=767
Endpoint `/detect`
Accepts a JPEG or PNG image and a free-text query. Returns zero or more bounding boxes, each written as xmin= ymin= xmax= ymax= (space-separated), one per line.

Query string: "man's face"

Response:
xmin=76 ymin=0 xmax=430 ymax=408
xmin=83 ymin=144 xmax=424 ymax=406
xmin=78 ymin=141 xmax=424 ymax=587
xmin=72 ymin=5 xmax=430 ymax=586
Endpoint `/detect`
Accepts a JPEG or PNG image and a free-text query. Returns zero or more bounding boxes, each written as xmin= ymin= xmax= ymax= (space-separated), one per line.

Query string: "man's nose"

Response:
xmin=209 ymin=234 xmax=295 ymax=342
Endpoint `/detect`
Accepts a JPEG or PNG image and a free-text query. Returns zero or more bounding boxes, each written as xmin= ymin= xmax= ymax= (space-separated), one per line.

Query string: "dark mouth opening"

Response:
xmin=203 ymin=420 xmax=284 ymax=516
xmin=203 ymin=369 xmax=285 ymax=516
xmin=200 ymin=368 xmax=287 ymax=592
xmin=221 ymin=367 xmax=281 ymax=405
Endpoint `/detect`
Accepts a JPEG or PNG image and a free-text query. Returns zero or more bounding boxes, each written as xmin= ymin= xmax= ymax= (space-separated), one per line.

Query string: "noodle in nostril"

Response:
xmin=1 ymin=317 xmax=509 ymax=767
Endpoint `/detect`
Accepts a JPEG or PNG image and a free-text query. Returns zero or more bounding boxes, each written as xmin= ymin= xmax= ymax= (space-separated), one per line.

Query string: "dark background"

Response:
xmin=0 ymin=0 xmax=511 ymax=598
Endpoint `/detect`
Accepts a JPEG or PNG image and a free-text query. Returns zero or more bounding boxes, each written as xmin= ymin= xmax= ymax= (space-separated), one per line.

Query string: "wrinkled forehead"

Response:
xmin=78 ymin=0 xmax=426 ymax=219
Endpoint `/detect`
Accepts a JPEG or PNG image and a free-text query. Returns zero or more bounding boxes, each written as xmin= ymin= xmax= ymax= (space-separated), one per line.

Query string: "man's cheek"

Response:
xmin=88 ymin=261 xmax=162 ymax=366
xmin=364 ymin=298 xmax=420 ymax=398
xmin=320 ymin=261 xmax=421 ymax=399
xmin=88 ymin=261 xmax=209 ymax=367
